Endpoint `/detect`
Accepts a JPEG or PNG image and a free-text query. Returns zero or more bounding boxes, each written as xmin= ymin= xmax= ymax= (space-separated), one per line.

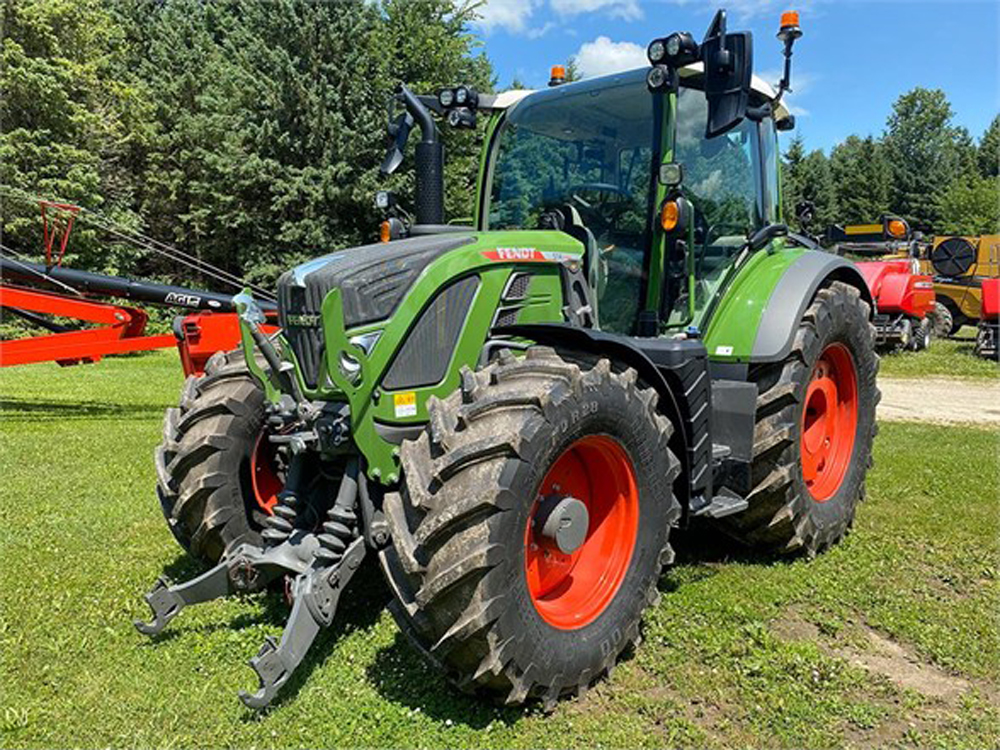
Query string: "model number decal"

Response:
xmin=481 ymin=248 xmax=577 ymax=263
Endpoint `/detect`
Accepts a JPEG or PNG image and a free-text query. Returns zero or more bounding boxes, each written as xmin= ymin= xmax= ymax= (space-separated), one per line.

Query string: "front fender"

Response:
xmin=704 ymin=249 xmax=873 ymax=364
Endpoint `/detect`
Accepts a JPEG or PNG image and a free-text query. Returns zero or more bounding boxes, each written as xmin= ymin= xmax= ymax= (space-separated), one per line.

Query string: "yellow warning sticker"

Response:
xmin=393 ymin=391 xmax=418 ymax=418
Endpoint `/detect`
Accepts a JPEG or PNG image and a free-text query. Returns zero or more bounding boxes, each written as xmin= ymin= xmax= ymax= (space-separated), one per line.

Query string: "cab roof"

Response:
xmin=491 ymin=63 xmax=791 ymax=123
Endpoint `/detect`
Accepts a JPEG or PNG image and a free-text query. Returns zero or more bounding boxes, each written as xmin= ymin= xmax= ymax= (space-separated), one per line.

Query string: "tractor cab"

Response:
xmin=482 ymin=65 xmax=790 ymax=336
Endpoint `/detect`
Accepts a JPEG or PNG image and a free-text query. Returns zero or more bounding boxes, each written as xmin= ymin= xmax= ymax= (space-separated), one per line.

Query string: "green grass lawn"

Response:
xmin=879 ymin=328 xmax=998 ymax=380
xmin=1 ymin=351 xmax=998 ymax=748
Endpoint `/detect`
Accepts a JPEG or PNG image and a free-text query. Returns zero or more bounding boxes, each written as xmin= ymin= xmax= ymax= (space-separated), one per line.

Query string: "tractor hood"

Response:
xmin=277 ymin=234 xmax=475 ymax=387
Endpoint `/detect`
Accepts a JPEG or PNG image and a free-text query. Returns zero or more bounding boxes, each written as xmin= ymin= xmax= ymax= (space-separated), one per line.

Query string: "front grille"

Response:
xmin=278 ymin=282 xmax=326 ymax=388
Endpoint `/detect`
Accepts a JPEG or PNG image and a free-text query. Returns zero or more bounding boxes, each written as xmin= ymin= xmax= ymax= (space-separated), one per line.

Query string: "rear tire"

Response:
xmin=929 ymin=301 xmax=953 ymax=339
xmin=379 ymin=347 xmax=680 ymax=706
xmin=155 ymin=350 xmax=275 ymax=565
xmin=721 ymin=282 xmax=879 ymax=555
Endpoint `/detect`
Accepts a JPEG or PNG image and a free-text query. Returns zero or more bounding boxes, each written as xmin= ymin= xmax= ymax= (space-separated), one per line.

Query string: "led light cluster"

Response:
xmin=437 ymin=86 xmax=479 ymax=128
xmin=645 ymin=32 xmax=699 ymax=92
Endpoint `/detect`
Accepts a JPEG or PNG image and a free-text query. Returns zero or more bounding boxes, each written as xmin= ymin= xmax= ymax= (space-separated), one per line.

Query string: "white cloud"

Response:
xmin=473 ymin=0 xmax=539 ymax=34
xmin=526 ymin=21 xmax=556 ymax=39
xmin=550 ymin=0 xmax=642 ymax=21
xmin=573 ymin=36 xmax=647 ymax=78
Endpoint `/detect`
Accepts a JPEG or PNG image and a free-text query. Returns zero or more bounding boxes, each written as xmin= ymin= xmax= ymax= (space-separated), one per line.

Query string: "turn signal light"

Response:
xmin=887 ymin=219 xmax=907 ymax=238
xmin=380 ymin=220 xmax=391 ymax=243
xmin=660 ymin=200 xmax=679 ymax=232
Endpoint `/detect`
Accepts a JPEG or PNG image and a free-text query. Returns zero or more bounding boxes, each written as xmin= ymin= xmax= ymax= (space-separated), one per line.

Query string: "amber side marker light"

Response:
xmin=379 ymin=220 xmax=391 ymax=243
xmin=660 ymin=200 xmax=679 ymax=232
xmin=887 ymin=219 xmax=907 ymax=238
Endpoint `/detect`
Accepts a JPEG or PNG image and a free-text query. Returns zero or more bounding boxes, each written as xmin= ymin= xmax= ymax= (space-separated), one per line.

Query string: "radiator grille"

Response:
xmin=382 ymin=276 xmax=480 ymax=391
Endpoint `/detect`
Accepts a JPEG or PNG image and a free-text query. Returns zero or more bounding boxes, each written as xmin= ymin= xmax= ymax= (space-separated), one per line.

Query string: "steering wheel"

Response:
xmin=568 ymin=183 xmax=632 ymax=237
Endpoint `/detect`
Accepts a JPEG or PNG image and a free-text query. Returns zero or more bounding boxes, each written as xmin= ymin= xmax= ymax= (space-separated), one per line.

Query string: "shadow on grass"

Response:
xmin=658 ymin=522 xmax=788 ymax=594
xmin=364 ymin=631 xmax=527 ymax=730
xmin=0 ymin=397 xmax=166 ymax=420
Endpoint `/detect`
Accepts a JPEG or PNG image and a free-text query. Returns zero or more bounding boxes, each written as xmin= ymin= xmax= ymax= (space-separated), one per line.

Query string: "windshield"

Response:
xmin=486 ymin=70 xmax=770 ymax=335
xmin=487 ymin=70 xmax=658 ymax=334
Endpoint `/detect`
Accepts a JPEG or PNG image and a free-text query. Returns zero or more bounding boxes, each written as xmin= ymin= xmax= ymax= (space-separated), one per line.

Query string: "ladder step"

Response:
xmin=691 ymin=489 xmax=748 ymax=519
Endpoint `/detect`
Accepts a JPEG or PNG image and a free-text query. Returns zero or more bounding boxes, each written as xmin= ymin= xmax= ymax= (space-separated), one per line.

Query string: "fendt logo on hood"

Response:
xmin=286 ymin=313 xmax=321 ymax=327
xmin=481 ymin=248 xmax=577 ymax=263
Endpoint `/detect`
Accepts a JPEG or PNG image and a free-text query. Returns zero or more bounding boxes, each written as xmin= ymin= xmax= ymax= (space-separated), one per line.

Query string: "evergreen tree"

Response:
xmin=0 ymin=0 xmax=148 ymax=272
xmin=882 ymin=87 xmax=965 ymax=231
xmin=939 ymin=174 xmax=1000 ymax=235
xmin=978 ymin=115 xmax=1000 ymax=178
xmin=782 ymin=136 xmax=837 ymax=229
xmin=829 ymin=136 xmax=891 ymax=224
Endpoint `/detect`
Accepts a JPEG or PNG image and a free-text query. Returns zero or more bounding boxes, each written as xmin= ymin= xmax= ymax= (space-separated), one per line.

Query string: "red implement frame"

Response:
xmin=0 ymin=285 xmax=175 ymax=367
xmin=40 ymin=201 xmax=81 ymax=268
xmin=2 ymin=200 xmax=278 ymax=376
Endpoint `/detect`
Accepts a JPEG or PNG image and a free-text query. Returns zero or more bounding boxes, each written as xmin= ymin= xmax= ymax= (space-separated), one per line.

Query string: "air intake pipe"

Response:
xmin=383 ymin=85 xmax=445 ymax=226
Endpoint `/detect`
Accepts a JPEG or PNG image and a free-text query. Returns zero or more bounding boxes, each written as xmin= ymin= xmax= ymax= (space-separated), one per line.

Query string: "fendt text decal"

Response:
xmin=481 ymin=248 xmax=578 ymax=263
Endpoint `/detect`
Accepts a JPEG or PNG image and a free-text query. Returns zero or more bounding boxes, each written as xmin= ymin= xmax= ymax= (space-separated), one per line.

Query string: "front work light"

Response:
xmin=647 ymin=32 xmax=699 ymax=67
xmin=646 ymin=64 xmax=676 ymax=92
xmin=438 ymin=88 xmax=454 ymax=107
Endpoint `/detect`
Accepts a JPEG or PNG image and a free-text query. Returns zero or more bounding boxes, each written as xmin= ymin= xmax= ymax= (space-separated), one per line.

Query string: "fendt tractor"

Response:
xmin=136 ymin=10 xmax=880 ymax=709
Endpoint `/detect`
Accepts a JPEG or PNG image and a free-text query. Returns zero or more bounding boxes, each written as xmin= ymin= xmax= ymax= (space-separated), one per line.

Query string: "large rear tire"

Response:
xmin=379 ymin=347 xmax=680 ymax=705
xmin=155 ymin=350 xmax=280 ymax=565
xmin=721 ymin=282 xmax=879 ymax=555
xmin=929 ymin=301 xmax=954 ymax=339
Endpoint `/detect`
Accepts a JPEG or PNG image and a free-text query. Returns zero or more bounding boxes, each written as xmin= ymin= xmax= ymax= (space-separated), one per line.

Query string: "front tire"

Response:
xmin=155 ymin=350 xmax=280 ymax=565
xmin=722 ymin=282 xmax=880 ymax=555
xmin=379 ymin=347 xmax=680 ymax=705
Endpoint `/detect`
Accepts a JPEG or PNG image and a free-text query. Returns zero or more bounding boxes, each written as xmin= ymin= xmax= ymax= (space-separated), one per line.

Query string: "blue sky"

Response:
xmin=470 ymin=0 xmax=999 ymax=154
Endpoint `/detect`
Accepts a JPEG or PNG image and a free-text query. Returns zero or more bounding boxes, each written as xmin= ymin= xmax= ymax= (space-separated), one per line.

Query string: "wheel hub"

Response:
xmin=524 ymin=435 xmax=639 ymax=630
xmin=800 ymin=343 xmax=859 ymax=502
xmin=534 ymin=495 xmax=590 ymax=554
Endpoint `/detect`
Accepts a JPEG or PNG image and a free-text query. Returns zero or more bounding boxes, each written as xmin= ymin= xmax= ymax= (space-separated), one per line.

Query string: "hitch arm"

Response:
xmin=238 ymin=536 xmax=366 ymax=709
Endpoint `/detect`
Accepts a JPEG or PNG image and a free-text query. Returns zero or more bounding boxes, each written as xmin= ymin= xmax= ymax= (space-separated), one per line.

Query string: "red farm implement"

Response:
xmin=827 ymin=216 xmax=936 ymax=351
xmin=0 ymin=199 xmax=277 ymax=375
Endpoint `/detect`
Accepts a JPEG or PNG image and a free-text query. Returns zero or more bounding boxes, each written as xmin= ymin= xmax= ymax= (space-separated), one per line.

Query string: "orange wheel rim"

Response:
xmin=801 ymin=343 xmax=859 ymax=502
xmin=250 ymin=433 xmax=283 ymax=514
xmin=524 ymin=435 xmax=639 ymax=630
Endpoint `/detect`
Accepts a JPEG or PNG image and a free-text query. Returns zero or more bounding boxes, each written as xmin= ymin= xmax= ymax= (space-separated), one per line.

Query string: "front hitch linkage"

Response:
xmin=135 ymin=459 xmax=366 ymax=709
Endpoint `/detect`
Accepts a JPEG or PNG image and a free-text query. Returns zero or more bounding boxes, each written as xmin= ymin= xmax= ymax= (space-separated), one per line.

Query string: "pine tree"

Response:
xmin=782 ymin=136 xmax=837 ymax=230
xmin=882 ymin=88 xmax=965 ymax=231
xmin=830 ymin=136 xmax=891 ymax=224
xmin=978 ymin=115 xmax=1000 ymax=178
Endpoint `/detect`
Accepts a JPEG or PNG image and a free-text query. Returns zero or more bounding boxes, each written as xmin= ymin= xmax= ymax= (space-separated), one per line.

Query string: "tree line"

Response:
xmin=2 ymin=0 xmax=996 ymax=296
xmin=1 ymin=0 xmax=492 ymax=288
xmin=782 ymin=88 xmax=999 ymax=236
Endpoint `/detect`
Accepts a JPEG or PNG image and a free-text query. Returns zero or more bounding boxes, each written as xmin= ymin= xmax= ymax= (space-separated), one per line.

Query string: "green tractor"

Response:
xmin=138 ymin=10 xmax=879 ymax=709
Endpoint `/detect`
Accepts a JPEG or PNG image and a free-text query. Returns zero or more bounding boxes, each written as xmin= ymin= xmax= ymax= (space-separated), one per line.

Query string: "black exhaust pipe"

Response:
xmin=396 ymin=86 xmax=444 ymax=226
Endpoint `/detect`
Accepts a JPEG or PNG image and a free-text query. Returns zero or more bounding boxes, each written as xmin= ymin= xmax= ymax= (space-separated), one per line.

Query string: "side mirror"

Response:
xmin=795 ymin=200 xmax=815 ymax=229
xmin=380 ymin=112 xmax=413 ymax=175
xmin=701 ymin=10 xmax=753 ymax=139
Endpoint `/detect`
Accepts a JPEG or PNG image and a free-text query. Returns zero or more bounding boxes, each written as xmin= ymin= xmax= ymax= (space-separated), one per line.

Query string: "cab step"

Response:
xmin=691 ymin=487 xmax=748 ymax=519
